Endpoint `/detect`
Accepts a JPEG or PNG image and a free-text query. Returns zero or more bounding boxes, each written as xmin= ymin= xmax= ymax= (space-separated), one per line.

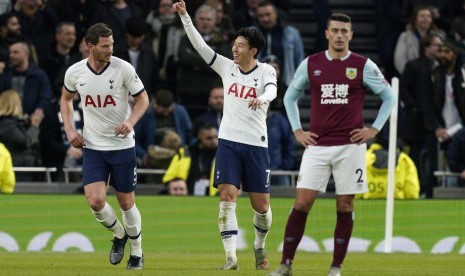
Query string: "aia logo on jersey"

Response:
xmin=84 ymin=95 xmax=116 ymax=107
xmin=228 ymin=83 xmax=257 ymax=99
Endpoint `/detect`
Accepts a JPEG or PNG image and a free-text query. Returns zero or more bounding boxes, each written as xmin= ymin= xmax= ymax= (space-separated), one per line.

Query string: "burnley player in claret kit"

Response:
xmin=173 ymin=0 xmax=277 ymax=271
xmin=268 ymin=13 xmax=396 ymax=276
xmin=61 ymin=23 xmax=149 ymax=270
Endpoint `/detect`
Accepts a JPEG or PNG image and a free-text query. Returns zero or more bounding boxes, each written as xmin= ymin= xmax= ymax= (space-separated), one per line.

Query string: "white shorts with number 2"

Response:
xmin=296 ymin=143 xmax=368 ymax=195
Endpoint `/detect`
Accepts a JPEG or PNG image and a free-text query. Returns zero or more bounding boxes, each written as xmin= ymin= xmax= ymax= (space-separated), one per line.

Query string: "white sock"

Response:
xmin=122 ymin=204 xmax=142 ymax=257
xmin=218 ymin=201 xmax=238 ymax=261
xmin=92 ymin=202 xmax=125 ymax=239
xmin=253 ymin=207 xmax=272 ymax=249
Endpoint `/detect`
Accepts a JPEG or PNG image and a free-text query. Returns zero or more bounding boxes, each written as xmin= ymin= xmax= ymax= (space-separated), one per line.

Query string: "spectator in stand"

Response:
xmin=261 ymin=54 xmax=285 ymax=109
xmin=164 ymin=178 xmax=188 ymax=195
xmin=134 ymin=88 xmax=194 ymax=168
xmin=145 ymin=0 xmax=183 ymax=92
xmin=13 ymin=0 xmax=58 ymax=62
xmin=176 ymin=4 xmax=231 ymax=116
xmin=53 ymin=0 xmax=97 ymax=47
xmin=0 ymin=12 xmax=22 ymax=64
xmin=206 ymin=0 xmax=234 ymax=42
xmin=163 ymin=123 xmax=219 ymax=195
xmin=266 ymin=105 xmax=295 ymax=186
xmin=39 ymin=82 xmax=84 ymax=181
xmin=0 ymin=89 xmax=43 ymax=170
xmin=193 ymin=85 xmax=224 ymax=132
xmin=0 ymin=142 xmax=15 ymax=194
xmin=394 ymin=6 xmax=445 ymax=75
xmin=232 ymin=0 xmax=288 ymax=31
xmin=402 ymin=0 xmax=462 ymax=35
xmin=423 ymin=42 xmax=465 ymax=198
xmin=0 ymin=41 xmax=52 ymax=116
xmin=399 ymin=33 xmax=443 ymax=193
xmin=254 ymin=0 xmax=304 ymax=88
xmin=447 ymin=128 xmax=465 ymax=186
xmin=39 ymin=22 xmax=81 ymax=92
xmin=262 ymin=54 xmax=295 ymax=186
xmin=90 ymin=0 xmax=144 ymax=53
xmin=232 ymin=0 xmax=260 ymax=29
xmin=114 ymin=17 xmax=159 ymax=97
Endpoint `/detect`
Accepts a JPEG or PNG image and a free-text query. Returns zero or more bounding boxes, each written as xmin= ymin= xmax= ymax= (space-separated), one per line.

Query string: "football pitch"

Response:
xmin=1 ymin=194 xmax=464 ymax=275
xmin=1 ymin=251 xmax=463 ymax=275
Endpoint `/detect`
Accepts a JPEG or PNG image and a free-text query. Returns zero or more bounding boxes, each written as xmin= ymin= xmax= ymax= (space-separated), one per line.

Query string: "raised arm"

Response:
xmin=173 ymin=0 xmax=215 ymax=64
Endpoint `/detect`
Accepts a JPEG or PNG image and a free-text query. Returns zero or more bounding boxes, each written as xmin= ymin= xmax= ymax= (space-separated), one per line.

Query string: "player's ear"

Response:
xmin=251 ymin=47 xmax=257 ymax=57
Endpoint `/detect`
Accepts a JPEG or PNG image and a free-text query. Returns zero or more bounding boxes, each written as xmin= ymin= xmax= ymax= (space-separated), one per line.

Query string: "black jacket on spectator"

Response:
xmin=39 ymin=99 xmax=69 ymax=170
xmin=114 ymin=42 xmax=159 ymax=97
xmin=14 ymin=5 xmax=58 ymax=62
xmin=0 ymin=115 xmax=40 ymax=166
xmin=399 ymin=55 xmax=434 ymax=141
xmin=425 ymin=63 xmax=465 ymax=131
xmin=39 ymin=42 xmax=81 ymax=93
xmin=90 ymin=0 xmax=143 ymax=53
xmin=0 ymin=64 xmax=52 ymax=115
xmin=54 ymin=0 xmax=98 ymax=47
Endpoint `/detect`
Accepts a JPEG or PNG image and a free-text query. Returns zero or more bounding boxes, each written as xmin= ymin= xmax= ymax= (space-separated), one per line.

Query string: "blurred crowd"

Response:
xmin=0 ymin=0 xmax=298 ymax=196
xmin=0 ymin=0 xmax=464 ymax=198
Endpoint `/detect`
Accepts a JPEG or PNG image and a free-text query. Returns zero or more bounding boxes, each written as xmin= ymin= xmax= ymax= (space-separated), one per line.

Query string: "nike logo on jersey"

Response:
xmin=231 ymin=73 xmax=236 ymax=77
xmin=79 ymin=83 xmax=86 ymax=86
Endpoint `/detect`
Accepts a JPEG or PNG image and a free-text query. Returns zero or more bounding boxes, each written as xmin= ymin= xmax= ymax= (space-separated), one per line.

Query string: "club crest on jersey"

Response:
xmin=346 ymin=68 xmax=357 ymax=80
xmin=109 ymin=79 xmax=114 ymax=89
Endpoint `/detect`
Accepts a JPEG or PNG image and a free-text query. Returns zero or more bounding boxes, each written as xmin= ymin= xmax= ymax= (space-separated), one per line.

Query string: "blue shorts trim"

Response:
xmin=214 ymin=139 xmax=270 ymax=193
xmin=82 ymin=147 xmax=137 ymax=193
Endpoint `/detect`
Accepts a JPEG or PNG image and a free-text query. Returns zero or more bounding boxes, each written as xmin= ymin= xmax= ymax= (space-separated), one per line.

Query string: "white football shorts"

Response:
xmin=296 ymin=143 xmax=368 ymax=195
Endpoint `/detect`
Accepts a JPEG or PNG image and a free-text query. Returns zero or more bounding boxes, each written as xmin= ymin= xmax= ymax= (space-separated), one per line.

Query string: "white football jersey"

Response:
xmin=179 ymin=13 xmax=277 ymax=147
xmin=211 ymin=55 xmax=277 ymax=147
xmin=64 ymin=57 xmax=145 ymax=150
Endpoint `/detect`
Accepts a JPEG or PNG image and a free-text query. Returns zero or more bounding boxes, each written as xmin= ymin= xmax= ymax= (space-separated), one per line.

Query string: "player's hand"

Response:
xmin=115 ymin=121 xmax=133 ymax=138
xmin=248 ymin=98 xmax=262 ymax=111
xmin=173 ymin=0 xmax=186 ymax=15
xmin=66 ymin=130 xmax=85 ymax=148
xmin=349 ymin=127 xmax=378 ymax=144
xmin=294 ymin=129 xmax=318 ymax=147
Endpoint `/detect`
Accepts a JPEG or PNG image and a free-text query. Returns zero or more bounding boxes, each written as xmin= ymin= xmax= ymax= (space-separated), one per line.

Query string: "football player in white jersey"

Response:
xmin=60 ymin=23 xmax=149 ymax=270
xmin=174 ymin=0 xmax=277 ymax=271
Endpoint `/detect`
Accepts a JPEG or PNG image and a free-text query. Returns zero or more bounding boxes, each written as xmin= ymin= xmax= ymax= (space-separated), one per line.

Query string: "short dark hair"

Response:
xmin=232 ymin=28 xmax=265 ymax=58
xmin=55 ymin=21 xmax=75 ymax=34
xmin=155 ymin=89 xmax=174 ymax=108
xmin=327 ymin=13 xmax=351 ymax=28
xmin=125 ymin=17 xmax=150 ymax=37
xmin=85 ymin=23 xmax=112 ymax=45
xmin=0 ymin=12 xmax=16 ymax=28
xmin=257 ymin=0 xmax=276 ymax=10
xmin=419 ymin=33 xmax=442 ymax=52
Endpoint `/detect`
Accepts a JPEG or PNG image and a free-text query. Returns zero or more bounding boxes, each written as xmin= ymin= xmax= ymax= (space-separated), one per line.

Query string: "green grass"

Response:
xmin=1 ymin=195 xmax=464 ymax=274
xmin=0 ymin=251 xmax=464 ymax=275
